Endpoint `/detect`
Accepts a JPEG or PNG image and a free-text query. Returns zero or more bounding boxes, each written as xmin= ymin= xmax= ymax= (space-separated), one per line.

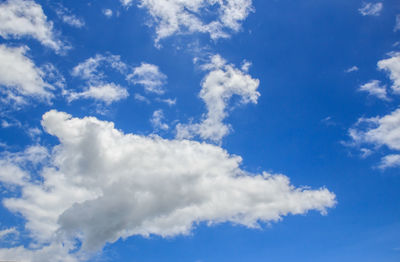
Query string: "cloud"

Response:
xmin=102 ymin=9 xmax=113 ymax=18
xmin=0 ymin=44 xmax=55 ymax=105
xmin=345 ymin=66 xmax=359 ymax=73
xmin=358 ymin=80 xmax=388 ymax=100
xmin=379 ymin=154 xmax=400 ymax=169
xmin=0 ymin=110 xmax=336 ymax=260
xmin=359 ymin=2 xmax=383 ymax=16
xmin=378 ymin=52 xmax=400 ymax=93
xmin=0 ymin=0 xmax=68 ymax=53
xmin=0 ymin=227 xmax=18 ymax=239
xmin=349 ymin=108 xmax=400 ymax=151
xmin=127 ymin=63 xmax=167 ymax=94
xmin=67 ymin=83 xmax=129 ymax=105
xmin=71 ymin=54 xmax=127 ymax=83
xmin=120 ymin=0 xmax=133 ymax=8
xmin=133 ymin=0 xmax=254 ymax=45
xmin=176 ymin=54 xmax=260 ymax=143
xmin=56 ymin=6 xmax=85 ymax=28
xmin=395 ymin=15 xmax=400 ymax=32
xmin=151 ymin=109 xmax=169 ymax=130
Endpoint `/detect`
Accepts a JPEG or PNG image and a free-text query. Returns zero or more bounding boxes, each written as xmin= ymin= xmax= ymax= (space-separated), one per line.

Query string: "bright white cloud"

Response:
xmin=0 ymin=44 xmax=54 ymax=105
xmin=358 ymin=80 xmax=388 ymax=100
xmin=0 ymin=0 xmax=67 ymax=53
xmin=378 ymin=52 xmax=400 ymax=93
xmin=349 ymin=108 xmax=400 ymax=151
xmin=120 ymin=0 xmax=133 ymax=7
xmin=127 ymin=63 xmax=167 ymax=94
xmin=0 ymin=110 xmax=336 ymax=259
xmin=134 ymin=0 xmax=254 ymax=44
xmin=68 ymin=83 xmax=129 ymax=105
xmin=177 ymin=54 xmax=260 ymax=143
xmin=359 ymin=2 xmax=383 ymax=16
xmin=151 ymin=109 xmax=169 ymax=130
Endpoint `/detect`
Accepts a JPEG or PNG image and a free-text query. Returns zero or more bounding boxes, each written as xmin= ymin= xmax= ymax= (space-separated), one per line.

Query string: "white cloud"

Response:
xmin=378 ymin=52 xmax=400 ymax=93
xmin=120 ymin=0 xmax=133 ymax=8
xmin=176 ymin=54 xmax=260 ymax=143
xmin=395 ymin=14 xmax=400 ymax=32
xmin=0 ymin=110 xmax=336 ymax=259
xmin=0 ymin=227 xmax=18 ymax=239
xmin=0 ymin=44 xmax=54 ymax=105
xmin=358 ymin=80 xmax=388 ymax=100
xmin=345 ymin=66 xmax=359 ymax=73
xmin=379 ymin=154 xmax=400 ymax=169
xmin=56 ymin=7 xmax=85 ymax=28
xmin=134 ymin=93 xmax=150 ymax=104
xmin=133 ymin=0 xmax=254 ymax=44
xmin=68 ymin=83 xmax=129 ymax=105
xmin=103 ymin=9 xmax=113 ymax=18
xmin=72 ymin=54 xmax=127 ymax=83
xmin=151 ymin=109 xmax=169 ymax=130
xmin=127 ymin=63 xmax=167 ymax=94
xmin=349 ymin=108 xmax=400 ymax=151
xmin=0 ymin=0 xmax=67 ymax=53
xmin=359 ymin=2 xmax=383 ymax=16
xmin=157 ymin=97 xmax=176 ymax=106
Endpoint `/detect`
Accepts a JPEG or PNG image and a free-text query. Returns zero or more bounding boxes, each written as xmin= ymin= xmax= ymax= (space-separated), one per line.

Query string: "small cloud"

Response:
xmin=103 ymin=9 xmax=113 ymax=18
xmin=134 ymin=93 xmax=150 ymax=104
xmin=359 ymin=2 xmax=383 ymax=16
xmin=345 ymin=66 xmax=359 ymax=73
xmin=56 ymin=7 xmax=85 ymax=28
xmin=358 ymin=80 xmax=389 ymax=100
xmin=151 ymin=109 xmax=169 ymax=131
xmin=156 ymin=97 xmax=176 ymax=106
xmin=321 ymin=116 xmax=337 ymax=127
xmin=379 ymin=154 xmax=400 ymax=169
xmin=127 ymin=63 xmax=167 ymax=95
xmin=395 ymin=14 xmax=400 ymax=32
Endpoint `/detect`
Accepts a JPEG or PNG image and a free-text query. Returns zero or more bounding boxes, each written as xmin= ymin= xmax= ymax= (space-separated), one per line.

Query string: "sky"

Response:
xmin=0 ymin=0 xmax=399 ymax=261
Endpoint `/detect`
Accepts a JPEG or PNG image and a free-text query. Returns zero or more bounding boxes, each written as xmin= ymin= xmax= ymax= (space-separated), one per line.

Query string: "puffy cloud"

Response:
xmin=349 ymin=108 xmax=400 ymax=151
xmin=67 ymin=83 xmax=129 ymax=105
xmin=378 ymin=52 xmax=400 ymax=94
xmin=0 ymin=44 xmax=55 ymax=105
xmin=177 ymin=54 xmax=260 ymax=143
xmin=133 ymin=0 xmax=254 ymax=44
xmin=151 ymin=109 xmax=169 ymax=130
xmin=127 ymin=63 xmax=167 ymax=94
xmin=0 ymin=110 xmax=335 ymax=259
xmin=358 ymin=2 xmax=383 ymax=16
xmin=120 ymin=0 xmax=133 ymax=8
xmin=358 ymin=80 xmax=388 ymax=100
xmin=0 ymin=0 xmax=67 ymax=53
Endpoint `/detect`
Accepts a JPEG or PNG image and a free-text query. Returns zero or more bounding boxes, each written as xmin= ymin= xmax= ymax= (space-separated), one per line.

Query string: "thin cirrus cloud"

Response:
xmin=176 ymin=54 xmax=260 ymax=143
xmin=122 ymin=0 xmax=254 ymax=45
xmin=0 ymin=0 xmax=68 ymax=53
xmin=55 ymin=6 xmax=85 ymax=28
xmin=0 ymin=110 xmax=336 ymax=260
xmin=358 ymin=2 xmax=383 ymax=16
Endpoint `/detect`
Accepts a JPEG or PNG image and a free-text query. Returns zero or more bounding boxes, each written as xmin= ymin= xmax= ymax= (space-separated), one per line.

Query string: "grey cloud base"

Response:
xmin=0 ymin=110 xmax=336 ymax=260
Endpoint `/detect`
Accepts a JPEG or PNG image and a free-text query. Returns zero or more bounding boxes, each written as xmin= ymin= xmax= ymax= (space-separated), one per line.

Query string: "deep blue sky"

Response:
xmin=0 ymin=0 xmax=399 ymax=261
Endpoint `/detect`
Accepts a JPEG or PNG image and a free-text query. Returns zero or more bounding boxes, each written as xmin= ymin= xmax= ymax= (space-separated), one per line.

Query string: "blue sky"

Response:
xmin=0 ymin=0 xmax=399 ymax=261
